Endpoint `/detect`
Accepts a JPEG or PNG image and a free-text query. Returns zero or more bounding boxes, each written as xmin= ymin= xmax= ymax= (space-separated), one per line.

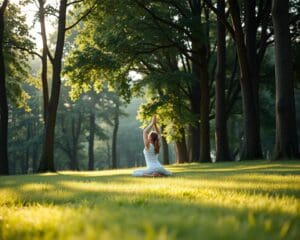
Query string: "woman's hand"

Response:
xmin=152 ymin=115 xmax=157 ymax=125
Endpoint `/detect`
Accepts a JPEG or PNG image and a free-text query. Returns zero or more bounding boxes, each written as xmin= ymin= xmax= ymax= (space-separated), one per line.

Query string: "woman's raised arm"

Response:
xmin=143 ymin=117 xmax=154 ymax=148
xmin=152 ymin=115 xmax=161 ymax=145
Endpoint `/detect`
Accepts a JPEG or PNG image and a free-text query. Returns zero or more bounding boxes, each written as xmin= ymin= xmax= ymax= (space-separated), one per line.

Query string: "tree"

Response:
xmin=36 ymin=0 xmax=49 ymax=123
xmin=56 ymin=86 xmax=84 ymax=170
xmin=84 ymin=89 xmax=115 ymax=171
xmin=272 ymin=0 xmax=299 ymax=159
xmin=131 ymin=0 xmax=240 ymax=163
xmin=111 ymin=99 xmax=120 ymax=169
xmin=132 ymin=0 xmax=212 ymax=162
xmin=205 ymin=0 xmax=273 ymax=160
xmin=87 ymin=94 xmax=96 ymax=170
xmin=38 ymin=0 xmax=96 ymax=172
xmin=161 ymin=125 xmax=170 ymax=165
xmin=88 ymin=0 xmax=211 ymax=162
xmin=214 ymin=0 xmax=231 ymax=162
xmin=227 ymin=0 xmax=263 ymax=160
xmin=0 ymin=0 xmax=9 ymax=175
xmin=1 ymin=1 xmax=33 ymax=174
xmin=38 ymin=0 xmax=67 ymax=172
xmin=137 ymin=86 xmax=190 ymax=164
xmin=64 ymin=41 xmax=127 ymax=169
xmin=101 ymin=92 xmax=126 ymax=169
xmin=189 ymin=0 xmax=211 ymax=163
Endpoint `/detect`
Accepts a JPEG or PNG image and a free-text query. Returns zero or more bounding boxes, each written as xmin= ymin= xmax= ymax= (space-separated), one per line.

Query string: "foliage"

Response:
xmin=0 ymin=161 xmax=299 ymax=239
xmin=71 ymin=0 xmax=208 ymax=143
xmin=63 ymin=11 xmax=132 ymax=102
xmin=3 ymin=0 xmax=299 ymax=172
xmin=8 ymin=84 xmax=43 ymax=174
xmin=4 ymin=3 xmax=34 ymax=110
xmin=117 ymin=97 xmax=145 ymax=167
xmin=137 ymin=92 xmax=192 ymax=142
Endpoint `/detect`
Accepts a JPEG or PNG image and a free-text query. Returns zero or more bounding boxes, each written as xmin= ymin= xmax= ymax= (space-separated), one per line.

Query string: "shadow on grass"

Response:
xmin=0 ymin=161 xmax=300 ymax=198
xmin=1 ymin=161 xmax=300 ymax=239
xmin=1 ymin=178 xmax=299 ymax=240
xmin=1 ymin=165 xmax=299 ymax=210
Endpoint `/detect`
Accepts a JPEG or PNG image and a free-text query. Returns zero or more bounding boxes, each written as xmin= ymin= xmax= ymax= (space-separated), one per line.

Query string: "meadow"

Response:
xmin=0 ymin=160 xmax=299 ymax=240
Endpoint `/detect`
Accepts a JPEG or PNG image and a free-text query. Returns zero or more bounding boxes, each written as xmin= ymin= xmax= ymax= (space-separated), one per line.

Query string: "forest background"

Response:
xmin=0 ymin=0 xmax=299 ymax=175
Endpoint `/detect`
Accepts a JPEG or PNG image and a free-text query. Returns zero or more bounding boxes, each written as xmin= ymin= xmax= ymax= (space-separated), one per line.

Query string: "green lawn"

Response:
xmin=0 ymin=160 xmax=299 ymax=240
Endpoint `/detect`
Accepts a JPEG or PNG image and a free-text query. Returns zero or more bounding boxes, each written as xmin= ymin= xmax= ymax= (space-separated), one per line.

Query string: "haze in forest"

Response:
xmin=0 ymin=0 xmax=299 ymax=175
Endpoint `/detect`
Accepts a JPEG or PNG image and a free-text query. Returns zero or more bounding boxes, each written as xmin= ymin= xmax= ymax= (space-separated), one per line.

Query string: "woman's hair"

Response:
xmin=149 ymin=131 xmax=160 ymax=154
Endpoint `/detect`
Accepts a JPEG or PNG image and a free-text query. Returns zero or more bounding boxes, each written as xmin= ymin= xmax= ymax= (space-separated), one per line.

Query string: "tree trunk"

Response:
xmin=10 ymin=155 xmax=15 ymax=175
xmin=161 ymin=136 xmax=169 ymax=165
xmin=69 ymin=114 xmax=81 ymax=171
xmin=189 ymin=1 xmax=211 ymax=163
xmin=70 ymin=152 xmax=79 ymax=170
xmin=215 ymin=0 xmax=231 ymax=162
xmin=244 ymin=0 xmax=262 ymax=159
xmin=23 ymin=150 xmax=29 ymax=174
xmin=272 ymin=0 xmax=299 ymax=159
xmin=24 ymin=122 xmax=31 ymax=174
xmin=32 ymin=146 xmax=38 ymax=173
xmin=160 ymin=125 xmax=169 ymax=165
xmin=39 ymin=86 xmax=60 ymax=172
xmin=111 ymin=101 xmax=119 ymax=169
xmin=0 ymin=0 xmax=9 ymax=175
xmin=106 ymin=140 xmax=111 ymax=168
xmin=188 ymin=102 xmax=201 ymax=162
xmin=190 ymin=39 xmax=201 ymax=162
xmin=31 ymin=119 xmax=40 ymax=173
xmin=38 ymin=0 xmax=49 ymax=123
xmin=39 ymin=0 xmax=67 ymax=173
xmin=199 ymin=46 xmax=211 ymax=163
xmin=175 ymin=128 xmax=188 ymax=163
xmin=88 ymin=111 xmax=95 ymax=170
xmin=229 ymin=0 xmax=262 ymax=160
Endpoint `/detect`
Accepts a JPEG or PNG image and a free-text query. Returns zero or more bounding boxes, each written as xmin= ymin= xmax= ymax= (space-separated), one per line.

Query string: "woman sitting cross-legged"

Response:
xmin=132 ymin=115 xmax=172 ymax=177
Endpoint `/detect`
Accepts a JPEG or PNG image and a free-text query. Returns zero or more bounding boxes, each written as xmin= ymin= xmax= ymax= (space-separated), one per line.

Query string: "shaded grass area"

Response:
xmin=0 ymin=160 xmax=299 ymax=239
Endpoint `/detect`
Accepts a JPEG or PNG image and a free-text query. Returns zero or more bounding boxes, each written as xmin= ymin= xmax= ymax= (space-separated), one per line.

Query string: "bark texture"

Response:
xmin=272 ymin=0 xmax=299 ymax=159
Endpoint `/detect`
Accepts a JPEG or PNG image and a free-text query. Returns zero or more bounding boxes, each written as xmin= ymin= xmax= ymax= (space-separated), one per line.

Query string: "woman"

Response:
xmin=132 ymin=115 xmax=172 ymax=177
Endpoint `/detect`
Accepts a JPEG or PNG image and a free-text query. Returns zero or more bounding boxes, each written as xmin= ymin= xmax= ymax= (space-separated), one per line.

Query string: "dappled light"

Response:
xmin=1 ymin=161 xmax=299 ymax=239
xmin=0 ymin=0 xmax=299 ymax=239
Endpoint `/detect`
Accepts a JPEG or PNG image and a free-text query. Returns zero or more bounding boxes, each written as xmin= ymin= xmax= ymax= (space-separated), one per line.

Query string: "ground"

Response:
xmin=0 ymin=160 xmax=299 ymax=239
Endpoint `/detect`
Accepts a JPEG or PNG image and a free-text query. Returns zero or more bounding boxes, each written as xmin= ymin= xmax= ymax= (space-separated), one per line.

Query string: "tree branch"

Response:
xmin=132 ymin=0 xmax=202 ymax=64
xmin=133 ymin=0 xmax=193 ymax=39
xmin=133 ymin=43 xmax=176 ymax=55
xmin=67 ymin=0 xmax=84 ymax=7
xmin=140 ymin=60 xmax=165 ymax=74
xmin=0 ymin=0 xmax=9 ymax=14
xmin=226 ymin=81 xmax=240 ymax=119
xmin=55 ymin=140 xmax=70 ymax=154
xmin=202 ymin=0 xmax=235 ymax=39
xmin=6 ymin=44 xmax=42 ymax=60
xmin=155 ymin=0 xmax=188 ymax=18
xmin=257 ymin=31 xmax=273 ymax=63
xmin=65 ymin=2 xmax=97 ymax=31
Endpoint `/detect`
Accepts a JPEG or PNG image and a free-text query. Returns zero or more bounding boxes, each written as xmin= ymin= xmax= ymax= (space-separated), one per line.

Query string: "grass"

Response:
xmin=0 ymin=160 xmax=299 ymax=240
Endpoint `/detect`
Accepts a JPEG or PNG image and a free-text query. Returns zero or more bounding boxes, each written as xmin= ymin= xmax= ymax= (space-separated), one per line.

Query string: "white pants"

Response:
xmin=132 ymin=167 xmax=172 ymax=177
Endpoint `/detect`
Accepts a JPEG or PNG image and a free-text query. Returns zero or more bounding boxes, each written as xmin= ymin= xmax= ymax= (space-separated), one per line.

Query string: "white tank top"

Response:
xmin=143 ymin=144 xmax=162 ymax=169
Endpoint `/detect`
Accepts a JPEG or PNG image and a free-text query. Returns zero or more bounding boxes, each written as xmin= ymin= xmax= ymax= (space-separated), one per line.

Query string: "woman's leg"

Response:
xmin=132 ymin=169 xmax=146 ymax=177
xmin=132 ymin=168 xmax=155 ymax=177
xmin=157 ymin=167 xmax=172 ymax=176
